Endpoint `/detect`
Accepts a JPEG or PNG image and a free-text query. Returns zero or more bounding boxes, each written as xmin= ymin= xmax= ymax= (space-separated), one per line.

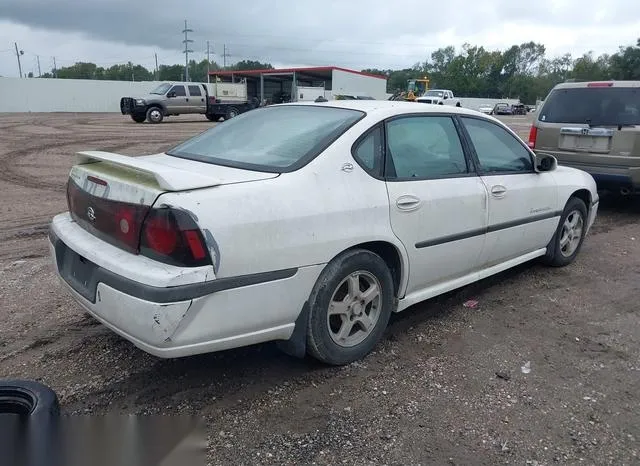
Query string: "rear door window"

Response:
xmin=540 ymin=87 xmax=640 ymax=126
xmin=188 ymin=85 xmax=202 ymax=96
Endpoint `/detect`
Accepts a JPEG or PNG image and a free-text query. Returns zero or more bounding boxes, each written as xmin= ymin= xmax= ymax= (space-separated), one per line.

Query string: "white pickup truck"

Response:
xmin=415 ymin=89 xmax=462 ymax=107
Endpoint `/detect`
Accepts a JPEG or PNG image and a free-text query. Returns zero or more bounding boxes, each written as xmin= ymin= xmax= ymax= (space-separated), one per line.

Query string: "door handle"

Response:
xmin=396 ymin=195 xmax=421 ymax=211
xmin=185 ymin=98 xmax=189 ymax=101
xmin=491 ymin=185 xmax=507 ymax=197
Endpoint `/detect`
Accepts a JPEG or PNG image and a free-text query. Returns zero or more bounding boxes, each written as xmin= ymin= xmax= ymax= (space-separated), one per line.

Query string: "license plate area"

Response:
xmin=54 ymin=240 xmax=99 ymax=303
xmin=559 ymin=127 xmax=613 ymax=153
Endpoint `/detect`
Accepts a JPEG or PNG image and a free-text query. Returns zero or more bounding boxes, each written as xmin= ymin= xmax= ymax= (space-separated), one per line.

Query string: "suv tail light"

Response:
xmin=140 ymin=208 xmax=211 ymax=267
xmin=528 ymin=125 xmax=538 ymax=149
xmin=587 ymin=82 xmax=613 ymax=88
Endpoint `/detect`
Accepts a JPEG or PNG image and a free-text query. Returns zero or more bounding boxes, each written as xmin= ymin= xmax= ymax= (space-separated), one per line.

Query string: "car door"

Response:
xmin=459 ymin=116 xmax=559 ymax=267
xmin=166 ymin=85 xmax=188 ymax=113
xmin=188 ymin=85 xmax=207 ymax=114
xmin=381 ymin=114 xmax=489 ymax=297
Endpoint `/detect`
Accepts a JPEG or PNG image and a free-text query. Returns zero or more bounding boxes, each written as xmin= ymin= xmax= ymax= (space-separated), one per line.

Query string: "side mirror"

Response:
xmin=534 ymin=152 xmax=557 ymax=172
xmin=443 ymin=95 xmax=448 ymax=99
xmin=167 ymin=91 xmax=176 ymax=98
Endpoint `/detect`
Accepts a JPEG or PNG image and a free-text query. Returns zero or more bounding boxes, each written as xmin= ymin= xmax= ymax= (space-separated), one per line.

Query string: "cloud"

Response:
xmin=1 ymin=0 xmax=639 ymax=77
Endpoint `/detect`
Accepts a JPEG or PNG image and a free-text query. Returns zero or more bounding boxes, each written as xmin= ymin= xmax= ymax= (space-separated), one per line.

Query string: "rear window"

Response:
xmin=167 ymin=106 xmax=364 ymax=172
xmin=539 ymin=87 xmax=640 ymax=126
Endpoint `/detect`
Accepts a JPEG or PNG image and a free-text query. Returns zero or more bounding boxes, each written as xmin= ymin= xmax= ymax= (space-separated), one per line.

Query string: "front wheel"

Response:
xmin=306 ymin=250 xmax=394 ymax=365
xmin=146 ymin=107 xmax=164 ymax=124
xmin=543 ymin=197 xmax=588 ymax=267
xmin=130 ymin=114 xmax=146 ymax=123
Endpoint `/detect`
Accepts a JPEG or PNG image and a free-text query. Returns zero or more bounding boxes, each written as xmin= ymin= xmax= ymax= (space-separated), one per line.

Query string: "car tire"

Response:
xmin=225 ymin=107 xmax=239 ymax=120
xmin=0 ymin=379 xmax=60 ymax=417
xmin=542 ymin=197 xmax=588 ymax=267
xmin=306 ymin=249 xmax=395 ymax=365
xmin=146 ymin=106 xmax=164 ymax=124
xmin=130 ymin=114 xmax=146 ymax=123
xmin=205 ymin=113 xmax=219 ymax=122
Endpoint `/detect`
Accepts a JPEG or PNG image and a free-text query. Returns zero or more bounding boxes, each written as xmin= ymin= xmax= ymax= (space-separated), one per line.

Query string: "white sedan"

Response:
xmin=49 ymin=101 xmax=599 ymax=365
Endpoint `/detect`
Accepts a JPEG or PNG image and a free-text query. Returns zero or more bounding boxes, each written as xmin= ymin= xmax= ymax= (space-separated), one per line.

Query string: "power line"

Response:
xmin=14 ymin=42 xmax=24 ymax=78
xmin=222 ymin=44 xmax=231 ymax=69
xmin=182 ymin=19 xmax=194 ymax=81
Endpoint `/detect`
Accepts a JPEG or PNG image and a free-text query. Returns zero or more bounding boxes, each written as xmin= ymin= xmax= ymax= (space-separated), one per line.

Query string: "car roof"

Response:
xmin=553 ymin=80 xmax=640 ymax=90
xmin=279 ymin=99 xmax=486 ymax=119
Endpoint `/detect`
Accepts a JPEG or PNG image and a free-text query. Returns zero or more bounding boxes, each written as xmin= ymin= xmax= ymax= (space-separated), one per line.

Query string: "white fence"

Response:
xmin=0 ymin=78 xmax=165 ymax=113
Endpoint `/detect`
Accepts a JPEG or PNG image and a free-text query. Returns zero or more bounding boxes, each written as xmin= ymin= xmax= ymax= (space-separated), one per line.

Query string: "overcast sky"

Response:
xmin=1 ymin=0 xmax=639 ymax=78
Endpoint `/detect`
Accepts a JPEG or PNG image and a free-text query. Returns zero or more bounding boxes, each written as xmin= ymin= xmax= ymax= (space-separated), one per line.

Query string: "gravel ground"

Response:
xmin=0 ymin=112 xmax=638 ymax=465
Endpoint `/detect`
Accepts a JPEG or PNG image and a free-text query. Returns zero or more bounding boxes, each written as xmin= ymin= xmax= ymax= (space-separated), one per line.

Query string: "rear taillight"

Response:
xmin=528 ymin=125 xmax=538 ymax=149
xmin=66 ymin=179 xmax=148 ymax=253
xmin=140 ymin=208 xmax=211 ymax=267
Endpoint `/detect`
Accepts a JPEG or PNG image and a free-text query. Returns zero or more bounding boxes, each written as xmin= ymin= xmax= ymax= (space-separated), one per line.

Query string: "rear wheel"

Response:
xmin=146 ymin=106 xmax=163 ymax=124
xmin=225 ymin=107 xmax=239 ymax=120
xmin=543 ymin=197 xmax=588 ymax=267
xmin=205 ymin=113 xmax=219 ymax=122
xmin=306 ymin=250 xmax=394 ymax=365
xmin=130 ymin=114 xmax=146 ymax=123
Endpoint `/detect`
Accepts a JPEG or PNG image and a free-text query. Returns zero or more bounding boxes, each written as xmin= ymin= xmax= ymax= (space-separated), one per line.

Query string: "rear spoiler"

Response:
xmin=76 ymin=151 xmax=221 ymax=191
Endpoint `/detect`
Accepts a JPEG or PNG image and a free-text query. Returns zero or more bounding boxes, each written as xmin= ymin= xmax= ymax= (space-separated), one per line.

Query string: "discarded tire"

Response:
xmin=0 ymin=379 xmax=60 ymax=417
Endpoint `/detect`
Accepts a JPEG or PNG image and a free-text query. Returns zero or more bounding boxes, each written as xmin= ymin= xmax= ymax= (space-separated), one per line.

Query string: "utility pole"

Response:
xmin=36 ymin=55 xmax=41 ymax=77
xmin=222 ymin=44 xmax=231 ymax=69
xmin=206 ymin=40 xmax=211 ymax=83
xmin=14 ymin=42 xmax=24 ymax=78
xmin=182 ymin=20 xmax=194 ymax=81
xmin=53 ymin=57 xmax=57 ymax=78
xmin=154 ymin=53 xmax=159 ymax=80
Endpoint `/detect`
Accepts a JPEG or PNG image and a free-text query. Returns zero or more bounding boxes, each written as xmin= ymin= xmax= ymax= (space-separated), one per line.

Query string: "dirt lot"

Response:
xmin=0 ymin=113 xmax=639 ymax=465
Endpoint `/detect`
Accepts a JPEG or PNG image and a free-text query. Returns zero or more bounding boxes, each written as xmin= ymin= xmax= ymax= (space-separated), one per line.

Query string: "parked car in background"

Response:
xmin=492 ymin=103 xmax=513 ymax=115
xmin=529 ymin=80 xmax=640 ymax=194
xmin=478 ymin=104 xmax=494 ymax=114
xmin=50 ymin=101 xmax=598 ymax=366
xmin=512 ymin=104 xmax=528 ymax=115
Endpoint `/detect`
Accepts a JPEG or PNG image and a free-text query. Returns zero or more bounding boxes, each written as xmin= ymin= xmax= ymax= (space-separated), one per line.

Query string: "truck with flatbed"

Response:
xmin=120 ymin=81 xmax=260 ymax=124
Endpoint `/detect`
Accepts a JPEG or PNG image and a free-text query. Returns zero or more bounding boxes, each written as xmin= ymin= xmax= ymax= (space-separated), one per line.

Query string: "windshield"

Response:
xmin=150 ymin=83 xmax=172 ymax=95
xmin=425 ymin=90 xmax=444 ymax=97
xmin=540 ymin=87 xmax=640 ymax=126
xmin=167 ymin=105 xmax=365 ymax=172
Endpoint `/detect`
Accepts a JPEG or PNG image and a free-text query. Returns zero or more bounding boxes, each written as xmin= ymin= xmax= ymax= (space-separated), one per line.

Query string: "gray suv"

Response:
xmin=529 ymin=81 xmax=640 ymax=194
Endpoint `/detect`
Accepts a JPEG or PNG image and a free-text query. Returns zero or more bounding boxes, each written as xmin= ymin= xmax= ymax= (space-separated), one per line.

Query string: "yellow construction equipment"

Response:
xmin=406 ymin=77 xmax=430 ymax=100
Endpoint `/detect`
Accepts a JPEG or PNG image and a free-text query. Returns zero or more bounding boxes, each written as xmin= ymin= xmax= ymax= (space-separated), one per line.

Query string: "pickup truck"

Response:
xmin=415 ymin=89 xmax=462 ymax=107
xmin=120 ymin=81 xmax=260 ymax=124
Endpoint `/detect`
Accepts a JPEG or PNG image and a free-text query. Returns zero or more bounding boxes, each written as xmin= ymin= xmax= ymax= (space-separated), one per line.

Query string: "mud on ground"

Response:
xmin=0 ymin=113 xmax=638 ymax=465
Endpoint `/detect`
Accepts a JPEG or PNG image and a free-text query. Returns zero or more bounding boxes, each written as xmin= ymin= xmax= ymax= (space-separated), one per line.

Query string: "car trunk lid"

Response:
xmin=67 ymin=151 xmax=278 ymax=253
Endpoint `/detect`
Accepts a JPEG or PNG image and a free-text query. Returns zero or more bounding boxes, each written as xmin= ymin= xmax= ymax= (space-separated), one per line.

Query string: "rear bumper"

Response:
xmin=542 ymin=153 xmax=640 ymax=190
xmin=49 ymin=214 xmax=323 ymax=358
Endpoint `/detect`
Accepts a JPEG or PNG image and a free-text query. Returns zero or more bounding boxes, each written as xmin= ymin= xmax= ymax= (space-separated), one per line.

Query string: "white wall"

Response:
xmin=0 ymin=77 xmax=165 ymax=112
xmin=330 ymin=70 xmax=387 ymax=100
